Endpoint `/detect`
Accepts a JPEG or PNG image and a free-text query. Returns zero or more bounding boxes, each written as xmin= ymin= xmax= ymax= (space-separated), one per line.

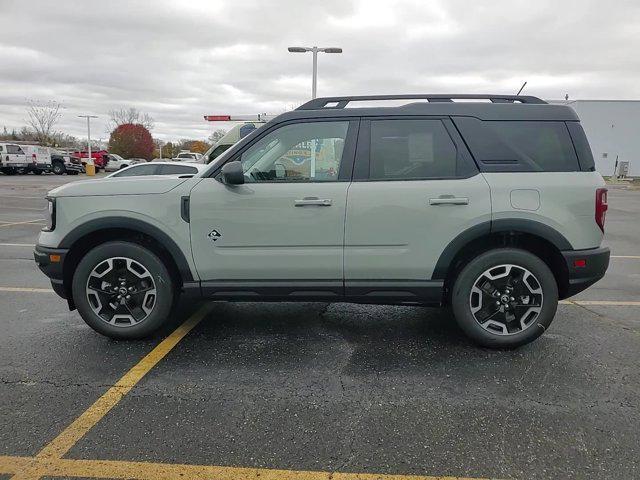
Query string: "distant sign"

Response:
xmin=617 ymin=161 xmax=630 ymax=178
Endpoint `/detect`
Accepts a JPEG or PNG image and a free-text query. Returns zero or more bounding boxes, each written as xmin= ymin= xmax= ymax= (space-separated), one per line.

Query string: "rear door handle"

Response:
xmin=429 ymin=196 xmax=469 ymax=206
xmin=294 ymin=197 xmax=332 ymax=207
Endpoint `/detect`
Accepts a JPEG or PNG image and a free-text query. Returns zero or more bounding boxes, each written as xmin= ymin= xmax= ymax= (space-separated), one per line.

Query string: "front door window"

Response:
xmin=239 ymin=121 xmax=349 ymax=182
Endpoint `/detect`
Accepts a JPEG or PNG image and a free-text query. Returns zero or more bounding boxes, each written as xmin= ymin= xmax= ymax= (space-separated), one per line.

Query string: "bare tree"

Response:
xmin=208 ymin=129 xmax=227 ymax=144
xmin=108 ymin=107 xmax=154 ymax=131
xmin=25 ymin=100 xmax=63 ymax=145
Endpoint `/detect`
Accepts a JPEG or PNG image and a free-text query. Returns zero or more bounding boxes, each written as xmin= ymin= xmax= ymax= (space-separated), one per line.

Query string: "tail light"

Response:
xmin=595 ymin=188 xmax=608 ymax=232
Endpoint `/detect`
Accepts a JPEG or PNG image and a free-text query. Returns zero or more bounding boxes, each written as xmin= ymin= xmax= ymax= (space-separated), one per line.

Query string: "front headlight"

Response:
xmin=43 ymin=197 xmax=56 ymax=231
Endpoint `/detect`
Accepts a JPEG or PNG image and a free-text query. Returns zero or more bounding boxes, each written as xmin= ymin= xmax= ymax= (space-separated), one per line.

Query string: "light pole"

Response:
xmin=78 ymin=115 xmax=98 ymax=165
xmin=287 ymin=46 xmax=342 ymax=99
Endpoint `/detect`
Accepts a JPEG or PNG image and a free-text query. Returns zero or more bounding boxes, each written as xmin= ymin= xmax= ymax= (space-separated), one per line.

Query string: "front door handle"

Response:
xmin=294 ymin=197 xmax=332 ymax=207
xmin=429 ymin=196 xmax=469 ymax=206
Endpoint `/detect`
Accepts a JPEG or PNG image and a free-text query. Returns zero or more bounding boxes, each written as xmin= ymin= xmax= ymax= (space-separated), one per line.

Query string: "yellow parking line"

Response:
xmin=0 ymin=455 xmax=487 ymax=480
xmin=30 ymin=304 xmax=211 ymax=463
xmin=611 ymin=255 xmax=640 ymax=259
xmin=0 ymin=243 xmax=35 ymax=247
xmin=0 ymin=287 xmax=54 ymax=293
xmin=0 ymin=219 xmax=45 ymax=228
xmin=562 ymin=300 xmax=640 ymax=306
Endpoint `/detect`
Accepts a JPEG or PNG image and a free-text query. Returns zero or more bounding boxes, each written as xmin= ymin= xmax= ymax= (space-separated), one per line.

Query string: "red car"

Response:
xmin=72 ymin=150 xmax=110 ymax=171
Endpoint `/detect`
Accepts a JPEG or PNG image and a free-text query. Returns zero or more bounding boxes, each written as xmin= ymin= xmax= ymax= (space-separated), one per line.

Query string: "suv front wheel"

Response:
xmin=451 ymin=248 xmax=558 ymax=348
xmin=72 ymin=241 xmax=174 ymax=339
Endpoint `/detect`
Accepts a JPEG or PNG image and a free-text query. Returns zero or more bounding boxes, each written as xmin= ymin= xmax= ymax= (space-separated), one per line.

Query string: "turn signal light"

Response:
xmin=49 ymin=254 xmax=61 ymax=263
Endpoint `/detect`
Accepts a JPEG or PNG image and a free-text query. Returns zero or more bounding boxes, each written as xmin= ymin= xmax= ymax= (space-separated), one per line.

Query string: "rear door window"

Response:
xmin=368 ymin=119 xmax=472 ymax=180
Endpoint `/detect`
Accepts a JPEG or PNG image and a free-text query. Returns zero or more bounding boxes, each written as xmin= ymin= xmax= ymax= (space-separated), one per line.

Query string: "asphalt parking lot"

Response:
xmin=0 ymin=174 xmax=638 ymax=480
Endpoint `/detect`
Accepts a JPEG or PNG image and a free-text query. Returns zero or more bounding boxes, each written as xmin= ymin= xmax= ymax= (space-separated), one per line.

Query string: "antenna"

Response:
xmin=516 ymin=81 xmax=527 ymax=96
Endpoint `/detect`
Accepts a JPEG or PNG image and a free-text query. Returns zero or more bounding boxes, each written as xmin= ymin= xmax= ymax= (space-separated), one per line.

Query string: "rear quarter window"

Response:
xmin=453 ymin=117 xmax=581 ymax=172
xmin=566 ymin=122 xmax=595 ymax=171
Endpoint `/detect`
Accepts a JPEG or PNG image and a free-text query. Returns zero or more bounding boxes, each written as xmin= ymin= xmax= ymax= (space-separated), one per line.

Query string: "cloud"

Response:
xmin=0 ymin=0 xmax=638 ymax=141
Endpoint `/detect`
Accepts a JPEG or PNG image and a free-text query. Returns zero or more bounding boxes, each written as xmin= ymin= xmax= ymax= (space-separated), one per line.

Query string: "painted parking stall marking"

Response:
xmin=0 ymin=287 xmax=54 ymax=293
xmin=0 ymin=219 xmax=45 ymax=228
xmin=0 ymin=455 xmax=489 ymax=480
xmin=7 ymin=303 xmax=212 ymax=480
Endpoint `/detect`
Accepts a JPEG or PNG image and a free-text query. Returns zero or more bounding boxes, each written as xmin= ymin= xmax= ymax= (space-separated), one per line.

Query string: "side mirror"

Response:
xmin=221 ymin=160 xmax=245 ymax=185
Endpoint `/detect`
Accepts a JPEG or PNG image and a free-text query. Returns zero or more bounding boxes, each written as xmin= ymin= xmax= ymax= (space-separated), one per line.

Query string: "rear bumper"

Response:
xmin=561 ymin=246 xmax=610 ymax=298
xmin=34 ymin=245 xmax=68 ymax=299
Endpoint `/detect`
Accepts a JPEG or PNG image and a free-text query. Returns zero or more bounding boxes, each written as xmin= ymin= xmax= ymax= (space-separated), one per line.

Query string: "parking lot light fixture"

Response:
xmin=78 ymin=115 xmax=98 ymax=165
xmin=287 ymin=46 xmax=343 ymax=99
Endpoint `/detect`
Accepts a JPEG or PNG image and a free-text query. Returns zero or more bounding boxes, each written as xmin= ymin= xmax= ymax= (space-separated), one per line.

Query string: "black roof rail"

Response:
xmin=297 ymin=94 xmax=547 ymax=110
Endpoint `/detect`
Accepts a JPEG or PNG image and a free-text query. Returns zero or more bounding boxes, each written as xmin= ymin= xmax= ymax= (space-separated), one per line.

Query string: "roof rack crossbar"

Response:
xmin=297 ymin=94 xmax=547 ymax=110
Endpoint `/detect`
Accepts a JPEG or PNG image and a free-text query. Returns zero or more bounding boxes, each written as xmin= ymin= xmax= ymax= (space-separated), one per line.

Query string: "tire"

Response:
xmin=451 ymin=248 xmax=558 ymax=349
xmin=68 ymin=170 xmax=79 ymax=175
xmin=1 ymin=167 xmax=15 ymax=175
xmin=72 ymin=241 xmax=175 ymax=339
xmin=33 ymin=169 xmax=43 ymax=175
xmin=52 ymin=162 xmax=66 ymax=175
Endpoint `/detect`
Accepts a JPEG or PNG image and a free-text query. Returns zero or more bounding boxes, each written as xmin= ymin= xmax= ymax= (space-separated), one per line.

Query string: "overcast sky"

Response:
xmin=1 ymin=0 xmax=639 ymax=142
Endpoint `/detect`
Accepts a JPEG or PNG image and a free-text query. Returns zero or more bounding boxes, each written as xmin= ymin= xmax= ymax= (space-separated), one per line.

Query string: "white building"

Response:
xmin=549 ymin=100 xmax=640 ymax=177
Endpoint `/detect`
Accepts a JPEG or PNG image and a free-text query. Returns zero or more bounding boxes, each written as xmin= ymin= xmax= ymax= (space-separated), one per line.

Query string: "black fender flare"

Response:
xmin=59 ymin=216 xmax=194 ymax=281
xmin=432 ymin=219 xmax=572 ymax=280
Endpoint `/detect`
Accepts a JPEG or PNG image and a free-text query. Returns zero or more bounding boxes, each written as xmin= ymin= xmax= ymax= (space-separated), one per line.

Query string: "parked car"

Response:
xmin=34 ymin=94 xmax=609 ymax=348
xmin=173 ymin=151 xmax=203 ymax=163
xmin=104 ymin=154 xmax=139 ymax=172
xmin=73 ymin=150 xmax=109 ymax=171
xmin=51 ymin=149 xmax=82 ymax=175
xmin=105 ymin=161 xmax=207 ymax=178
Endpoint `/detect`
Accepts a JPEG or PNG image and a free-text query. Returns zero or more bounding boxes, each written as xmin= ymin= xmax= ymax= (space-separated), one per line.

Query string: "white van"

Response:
xmin=22 ymin=145 xmax=52 ymax=174
xmin=204 ymin=122 xmax=263 ymax=164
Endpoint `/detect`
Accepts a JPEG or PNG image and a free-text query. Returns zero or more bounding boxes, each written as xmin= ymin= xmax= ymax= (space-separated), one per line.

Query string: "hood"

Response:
xmin=48 ymin=176 xmax=191 ymax=198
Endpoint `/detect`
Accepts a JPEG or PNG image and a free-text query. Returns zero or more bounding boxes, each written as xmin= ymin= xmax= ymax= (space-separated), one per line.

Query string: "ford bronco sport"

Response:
xmin=34 ymin=94 xmax=610 ymax=348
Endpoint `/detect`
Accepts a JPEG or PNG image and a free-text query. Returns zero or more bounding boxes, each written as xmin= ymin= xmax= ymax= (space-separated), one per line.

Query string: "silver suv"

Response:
xmin=34 ymin=94 xmax=610 ymax=348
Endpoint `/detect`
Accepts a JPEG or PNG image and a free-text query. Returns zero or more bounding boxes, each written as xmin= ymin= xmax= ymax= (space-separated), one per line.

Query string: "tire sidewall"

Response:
xmin=53 ymin=162 xmax=65 ymax=175
xmin=451 ymin=248 xmax=558 ymax=348
xmin=72 ymin=241 xmax=174 ymax=339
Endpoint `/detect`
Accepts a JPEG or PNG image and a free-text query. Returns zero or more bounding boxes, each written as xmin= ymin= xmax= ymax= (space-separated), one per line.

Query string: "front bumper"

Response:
xmin=34 ymin=245 xmax=69 ymax=299
xmin=65 ymin=163 xmax=83 ymax=172
xmin=561 ymin=246 xmax=610 ymax=298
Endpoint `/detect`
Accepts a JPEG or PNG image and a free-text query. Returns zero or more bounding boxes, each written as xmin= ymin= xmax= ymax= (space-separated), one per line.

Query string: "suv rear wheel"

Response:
xmin=451 ymin=248 xmax=558 ymax=348
xmin=72 ymin=241 xmax=174 ymax=339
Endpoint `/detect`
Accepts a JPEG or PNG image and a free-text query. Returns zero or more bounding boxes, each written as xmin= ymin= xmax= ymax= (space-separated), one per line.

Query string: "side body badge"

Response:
xmin=208 ymin=229 xmax=221 ymax=242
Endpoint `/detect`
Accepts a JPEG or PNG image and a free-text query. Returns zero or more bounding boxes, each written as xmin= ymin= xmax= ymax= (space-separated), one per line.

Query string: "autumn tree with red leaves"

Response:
xmin=108 ymin=123 xmax=154 ymax=160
